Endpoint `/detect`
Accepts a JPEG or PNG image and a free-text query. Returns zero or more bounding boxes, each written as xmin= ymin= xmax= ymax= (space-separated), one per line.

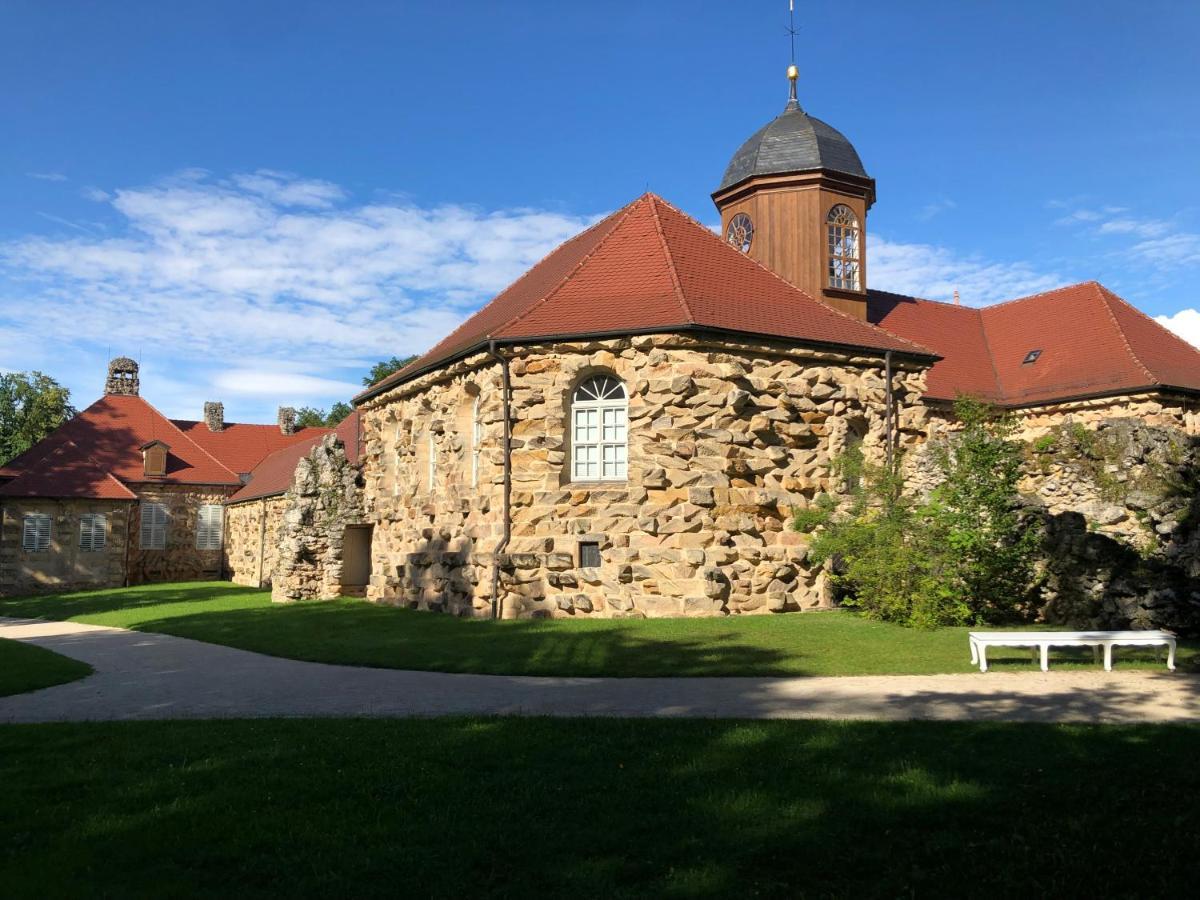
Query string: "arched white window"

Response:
xmin=827 ymin=204 xmax=861 ymax=291
xmin=571 ymin=375 xmax=627 ymax=482
xmin=471 ymin=395 xmax=482 ymax=488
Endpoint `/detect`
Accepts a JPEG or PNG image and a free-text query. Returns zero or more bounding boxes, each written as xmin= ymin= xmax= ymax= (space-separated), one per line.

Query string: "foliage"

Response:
xmin=0 ymin=371 xmax=76 ymax=466
xmin=363 ymin=355 xmax=419 ymax=387
xmin=792 ymin=494 xmax=837 ymax=533
xmin=805 ymin=396 xmax=1041 ymax=628
xmin=294 ymin=403 xmax=352 ymax=429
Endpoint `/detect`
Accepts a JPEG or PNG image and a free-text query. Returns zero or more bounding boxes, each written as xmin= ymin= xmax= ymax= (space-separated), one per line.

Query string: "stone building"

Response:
xmin=331 ymin=67 xmax=1200 ymax=620
xmin=0 ymin=358 xmax=327 ymax=596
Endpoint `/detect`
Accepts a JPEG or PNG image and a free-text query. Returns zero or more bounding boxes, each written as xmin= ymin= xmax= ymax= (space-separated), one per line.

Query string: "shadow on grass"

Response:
xmin=0 ymin=582 xmax=265 ymax=621
xmin=1 ymin=717 xmax=1198 ymax=897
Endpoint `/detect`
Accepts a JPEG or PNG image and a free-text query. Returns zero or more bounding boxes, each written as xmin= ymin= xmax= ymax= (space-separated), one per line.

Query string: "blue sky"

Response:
xmin=2 ymin=0 xmax=1198 ymax=423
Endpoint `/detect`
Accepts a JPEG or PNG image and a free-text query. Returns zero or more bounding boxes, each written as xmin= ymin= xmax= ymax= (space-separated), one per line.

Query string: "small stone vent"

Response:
xmin=579 ymin=541 xmax=601 ymax=568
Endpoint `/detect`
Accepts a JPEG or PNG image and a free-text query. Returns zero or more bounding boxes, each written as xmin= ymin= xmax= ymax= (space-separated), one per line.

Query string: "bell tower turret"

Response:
xmin=712 ymin=65 xmax=875 ymax=320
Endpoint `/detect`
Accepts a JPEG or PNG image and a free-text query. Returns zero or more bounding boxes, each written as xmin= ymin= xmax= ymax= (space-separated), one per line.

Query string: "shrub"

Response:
xmin=805 ymin=397 xmax=1040 ymax=627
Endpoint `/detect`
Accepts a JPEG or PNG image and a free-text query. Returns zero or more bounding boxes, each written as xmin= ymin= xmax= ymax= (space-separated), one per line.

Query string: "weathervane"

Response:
xmin=786 ymin=1 xmax=799 ymax=105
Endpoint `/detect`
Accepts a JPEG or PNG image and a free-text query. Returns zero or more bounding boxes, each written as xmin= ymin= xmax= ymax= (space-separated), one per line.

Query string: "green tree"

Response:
xmin=294 ymin=403 xmax=354 ymax=429
xmin=803 ymin=396 xmax=1040 ymax=628
xmin=325 ymin=402 xmax=352 ymax=426
xmin=363 ymin=355 xmax=418 ymax=387
xmin=0 ymin=372 xmax=76 ymax=466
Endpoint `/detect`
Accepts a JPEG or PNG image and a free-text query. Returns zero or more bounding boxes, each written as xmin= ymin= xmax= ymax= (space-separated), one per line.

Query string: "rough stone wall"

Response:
xmin=359 ymin=333 xmax=928 ymax=618
xmin=126 ymin=484 xmax=235 ymax=585
xmin=225 ymin=497 xmax=286 ymax=588
xmin=271 ymin=434 xmax=366 ymax=602
xmin=0 ymin=499 xmax=131 ymax=596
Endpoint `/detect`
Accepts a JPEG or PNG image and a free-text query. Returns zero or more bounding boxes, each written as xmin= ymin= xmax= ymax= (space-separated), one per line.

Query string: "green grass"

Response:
xmin=0 ymin=638 xmax=92 ymax=697
xmin=2 ymin=581 xmax=1195 ymax=677
xmin=1 ymin=717 xmax=1198 ymax=897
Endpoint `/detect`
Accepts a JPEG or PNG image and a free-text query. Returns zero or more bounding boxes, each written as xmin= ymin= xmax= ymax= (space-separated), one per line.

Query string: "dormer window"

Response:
xmin=827 ymin=204 xmax=861 ymax=291
xmin=141 ymin=440 xmax=169 ymax=477
xmin=1022 ymin=349 xmax=1043 ymax=365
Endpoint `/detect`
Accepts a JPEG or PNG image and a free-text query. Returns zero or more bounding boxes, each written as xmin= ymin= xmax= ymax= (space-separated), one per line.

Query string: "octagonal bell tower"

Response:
xmin=712 ymin=65 xmax=876 ymax=320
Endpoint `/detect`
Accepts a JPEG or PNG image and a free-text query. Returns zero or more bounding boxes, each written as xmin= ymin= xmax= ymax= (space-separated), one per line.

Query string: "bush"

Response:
xmin=803 ymin=397 xmax=1040 ymax=628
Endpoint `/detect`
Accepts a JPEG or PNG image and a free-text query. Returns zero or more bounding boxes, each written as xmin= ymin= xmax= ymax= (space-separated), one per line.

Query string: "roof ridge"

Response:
xmin=974 ymin=315 xmax=1007 ymax=400
xmin=104 ymin=471 xmax=138 ymax=499
xmin=650 ymin=193 xmax=936 ymax=357
xmin=646 ymin=194 xmax=695 ymax=325
xmin=984 ymin=279 xmax=1101 ymax=311
xmin=498 ymin=196 xmax=648 ymax=337
xmin=1093 ymin=284 xmax=1161 ymax=386
xmin=136 ymin=395 xmax=241 ymax=482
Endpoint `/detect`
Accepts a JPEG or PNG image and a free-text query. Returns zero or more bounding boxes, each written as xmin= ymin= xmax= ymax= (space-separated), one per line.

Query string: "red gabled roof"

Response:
xmin=0 ymin=394 xmax=334 ymax=501
xmin=229 ymin=411 xmax=361 ymax=504
xmin=172 ymin=419 xmax=329 ymax=475
xmin=358 ymin=192 xmax=935 ymax=400
xmin=870 ymin=281 xmax=1200 ymax=405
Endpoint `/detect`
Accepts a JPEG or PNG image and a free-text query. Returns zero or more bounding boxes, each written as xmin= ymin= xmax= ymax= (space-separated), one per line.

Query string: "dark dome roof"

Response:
xmin=718 ymin=100 xmax=869 ymax=191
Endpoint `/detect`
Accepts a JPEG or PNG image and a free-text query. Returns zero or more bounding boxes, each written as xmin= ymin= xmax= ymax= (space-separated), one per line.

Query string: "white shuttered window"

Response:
xmin=22 ymin=514 xmax=51 ymax=552
xmin=140 ymin=502 xmax=168 ymax=550
xmin=196 ymin=504 xmax=223 ymax=550
xmin=79 ymin=514 xmax=107 ymax=552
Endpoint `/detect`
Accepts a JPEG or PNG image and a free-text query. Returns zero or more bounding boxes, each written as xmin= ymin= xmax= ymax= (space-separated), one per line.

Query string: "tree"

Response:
xmin=294 ymin=403 xmax=353 ymax=429
xmin=363 ymin=355 xmax=418 ymax=387
xmin=802 ymin=396 xmax=1040 ymax=628
xmin=0 ymin=372 xmax=76 ymax=466
xmin=325 ymin=401 xmax=352 ymax=426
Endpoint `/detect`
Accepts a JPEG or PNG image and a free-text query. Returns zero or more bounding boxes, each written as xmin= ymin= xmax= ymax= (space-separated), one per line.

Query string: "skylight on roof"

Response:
xmin=1022 ymin=349 xmax=1043 ymax=365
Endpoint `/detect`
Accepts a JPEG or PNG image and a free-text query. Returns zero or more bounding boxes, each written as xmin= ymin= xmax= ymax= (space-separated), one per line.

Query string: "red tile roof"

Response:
xmin=870 ymin=281 xmax=1200 ymax=405
xmin=0 ymin=393 xmax=331 ymax=501
xmin=358 ymin=193 xmax=935 ymax=401
xmin=229 ymin=411 xmax=362 ymax=503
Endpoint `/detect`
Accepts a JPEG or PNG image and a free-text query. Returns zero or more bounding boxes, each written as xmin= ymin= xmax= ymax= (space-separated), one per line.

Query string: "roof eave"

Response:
xmin=355 ymin=325 xmax=940 ymax=405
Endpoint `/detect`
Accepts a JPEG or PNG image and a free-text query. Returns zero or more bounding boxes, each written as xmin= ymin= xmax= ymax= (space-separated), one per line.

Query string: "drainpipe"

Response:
xmin=884 ymin=351 xmax=895 ymax=472
xmin=486 ymin=339 xmax=513 ymax=620
xmin=122 ymin=503 xmax=133 ymax=587
xmin=256 ymin=500 xmax=267 ymax=588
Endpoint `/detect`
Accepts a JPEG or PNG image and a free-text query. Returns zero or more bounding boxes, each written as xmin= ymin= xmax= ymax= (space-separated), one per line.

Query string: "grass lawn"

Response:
xmin=0 ymin=638 xmax=92 ymax=697
xmin=1 ymin=717 xmax=1198 ymax=897
xmin=1 ymin=581 xmax=1194 ymax=677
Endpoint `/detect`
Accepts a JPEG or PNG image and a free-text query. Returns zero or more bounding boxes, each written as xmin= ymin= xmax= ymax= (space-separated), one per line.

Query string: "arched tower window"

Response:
xmin=827 ymin=204 xmax=861 ymax=291
xmin=571 ymin=374 xmax=627 ymax=482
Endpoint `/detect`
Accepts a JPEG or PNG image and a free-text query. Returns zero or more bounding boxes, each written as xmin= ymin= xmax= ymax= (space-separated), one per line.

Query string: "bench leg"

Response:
xmin=1104 ymin=643 xmax=1113 ymax=672
xmin=1040 ymin=644 xmax=1049 ymax=672
xmin=979 ymin=645 xmax=988 ymax=673
xmin=1167 ymin=641 xmax=1176 ymax=672
xmin=970 ymin=640 xmax=978 ymax=666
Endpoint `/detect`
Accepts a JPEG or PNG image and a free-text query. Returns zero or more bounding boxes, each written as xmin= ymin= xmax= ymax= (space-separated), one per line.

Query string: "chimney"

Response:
xmin=104 ymin=357 xmax=140 ymax=396
xmin=203 ymin=401 xmax=225 ymax=432
xmin=277 ymin=406 xmax=297 ymax=435
xmin=953 ymin=289 xmax=961 ymax=306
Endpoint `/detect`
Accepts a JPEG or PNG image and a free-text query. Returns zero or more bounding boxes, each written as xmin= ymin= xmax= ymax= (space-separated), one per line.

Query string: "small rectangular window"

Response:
xmin=22 ymin=513 xmax=51 ymax=552
xmin=579 ymin=541 xmax=601 ymax=568
xmin=196 ymin=504 xmax=223 ymax=550
xmin=141 ymin=502 xmax=168 ymax=550
xmin=79 ymin=513 xmax=107 ymax=552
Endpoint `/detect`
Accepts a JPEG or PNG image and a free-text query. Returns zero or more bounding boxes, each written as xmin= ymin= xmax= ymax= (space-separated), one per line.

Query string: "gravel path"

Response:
xmin=1 ymin=617 xmax=1195 ymax=724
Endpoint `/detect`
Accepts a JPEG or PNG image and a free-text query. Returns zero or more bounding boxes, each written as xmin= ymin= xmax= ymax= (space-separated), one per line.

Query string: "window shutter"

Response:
xmin=196 ymin=504 xmax=223 ymax=551
xmin=141 ymin=503 xmax=168 ymax=550
xmin=22 ymin=514 xmax=51 ymax=552
xmin=79 ymin=514 xmax=107 ymax=552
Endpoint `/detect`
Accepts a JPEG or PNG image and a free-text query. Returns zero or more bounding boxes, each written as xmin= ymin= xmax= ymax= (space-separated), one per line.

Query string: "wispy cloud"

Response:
xmin=27 ymin=171 xmax=67 ymax=182
xmin=0 ymin=171 xmax=600 ymax=418
xmin=916 ymin=197 xmax=956 ymax=222
xmin=869 ymin=234 xmax=1062 ymax=304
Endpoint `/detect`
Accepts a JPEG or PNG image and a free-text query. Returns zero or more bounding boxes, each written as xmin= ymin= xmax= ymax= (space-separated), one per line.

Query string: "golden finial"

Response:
xmin=786 ymin=3 xmax=799 ymax=105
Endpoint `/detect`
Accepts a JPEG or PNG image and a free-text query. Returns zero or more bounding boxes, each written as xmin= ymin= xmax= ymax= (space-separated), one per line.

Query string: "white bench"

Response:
xmin=969 ymin=630 xmax=1176 ymax=673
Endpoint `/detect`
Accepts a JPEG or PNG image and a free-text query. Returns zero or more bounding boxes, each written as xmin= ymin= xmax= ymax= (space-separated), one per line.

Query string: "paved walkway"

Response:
xmin=2 ymin=617 xmax=1196 ymax=724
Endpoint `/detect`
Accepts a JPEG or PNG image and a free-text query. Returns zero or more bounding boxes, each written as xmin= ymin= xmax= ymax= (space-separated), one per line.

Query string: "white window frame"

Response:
xmin=22 ymin=513 xmax=51 ymax=552
xmin=196 ymin=504 xmax=223 ymax=551
xmin=571 ymin=374 xmax=628 ymax=482
xmin=140 ymin=502 xmax=168 ymax=550
xmin=827 ymin=204 xmax=861 ymax=291
xmin=471 ymin=395 xmax=482 ymax=488
xmin=393 ymin=422 xmax=403 ymax=496
xmin=79 ymin=513 xmax=107 ymax=553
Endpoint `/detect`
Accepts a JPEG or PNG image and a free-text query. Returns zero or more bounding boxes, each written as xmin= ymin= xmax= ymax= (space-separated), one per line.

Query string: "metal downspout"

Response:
xmin=486 ymin=339 xmax=513 ymax=620
xmin=884 ymin=351 xmax=895 ymax=471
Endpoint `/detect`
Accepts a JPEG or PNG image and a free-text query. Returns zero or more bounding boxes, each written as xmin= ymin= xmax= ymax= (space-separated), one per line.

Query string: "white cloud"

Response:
xmin=1131 ymin=232 xmax=1200 ymax=267
xmin=0 ymin=171 xmax=600 ymax=419
xmin=27 ymin=172 xmax=67 ymax=182
xmin=916 ymin=197 xmax=956 ymax=222
xmin=1155 ymin=309 xmax=1200 ymax=349
xmin=869 ymin=234 xmax=1062 ymax=304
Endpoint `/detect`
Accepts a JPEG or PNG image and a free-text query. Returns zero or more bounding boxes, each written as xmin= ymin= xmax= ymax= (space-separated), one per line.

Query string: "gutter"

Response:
xmin=485 ymin=339 xmax=513 ymax=620
xmin=884 ymin=351 xmax=895 ymax=470
xmin=355 ymin=326 xmax=939 ymax=406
